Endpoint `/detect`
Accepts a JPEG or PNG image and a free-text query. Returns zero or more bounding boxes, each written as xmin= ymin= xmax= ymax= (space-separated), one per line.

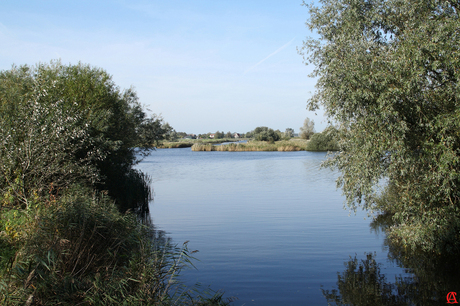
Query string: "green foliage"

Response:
xmin=0 ymin=61 xmax=166 ymax=214
xmin=0 ymin=61 xmax=231 ymax=305
xmin=133 ymin=113 xmax=173 ymax=148
xmin=0 ymin=188 xmax=232 ymax=305
xmin=300 ymin=0 xmax=460 ymax=252
xmin=252 ymin=126 xmax=281 ymax=142
xmin=284 ymin=128 xmax=294 ymax=139
xmin=245 ymin=131 xmax=254 ymax=138
xmin=299 ymin=118 xmax=315 ymax=139
xmin=306 ymin=126 xmax=339 ymax=151
xmin=214 ymin=131 xmax=225 ymax=139
xmin=0 ymin=77 xmax=102 ymax=209
xmin=163 ymin=123 xmax=178 ymax=141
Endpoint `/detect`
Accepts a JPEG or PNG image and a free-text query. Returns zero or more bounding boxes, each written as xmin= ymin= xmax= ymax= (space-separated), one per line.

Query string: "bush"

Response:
xmin=253 ymin=127 xmax=280 ymax=142
xmin=0 ymin=61 xmax=155 ymax=215
xmin=306 ymin=127 xmax=339 ymax=151
xmin=0 ymin=61 xmax=232 ymax=305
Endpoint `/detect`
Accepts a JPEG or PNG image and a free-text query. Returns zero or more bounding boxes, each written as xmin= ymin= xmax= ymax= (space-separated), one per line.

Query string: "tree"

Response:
xmin=245 ymin=130 xmax=254 ymax=138
xmin=300 ymin=0 xmax=460 ymax=252
xmin=299 ymin=118 xmax=315 ymax=139
xmin=253 ymin=126 xmax=268 ymax=135
xmin=164 ymin=125 xmax=178 ymax=141
xmin=0 ymin=61 xmax=231 ymax=304
xmin=0 ymin=95 xmax=101 ymax=209
xmin=137 ymin=115 xmax=173 ymax=147
xmin=306 ymin=126 xmax=339 ymax=151
xmin=274 ymin=129 xmax=283 ymax=140
xmin=0 ymin=61 xmax=157 ymax=214
xmin=284 ymin=128 xmax=295 ymax=139
xmin=253 ymin=126 xmax=280 ymax=142
xmin=176 ymin=132 xmax=187 ymax=138
xmin=214 ymin=131 xmax=224 ymax=139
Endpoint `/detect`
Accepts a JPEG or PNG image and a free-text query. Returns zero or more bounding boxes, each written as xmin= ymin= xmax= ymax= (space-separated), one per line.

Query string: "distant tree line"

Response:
xmin=245 ymin=127 xmax=294 ymax=141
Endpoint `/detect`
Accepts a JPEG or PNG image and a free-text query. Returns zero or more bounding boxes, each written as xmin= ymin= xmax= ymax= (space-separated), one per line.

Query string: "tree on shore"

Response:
xmin=306 ymin=126 xmax=339 ymax=151
xmin=214 ymin=131 xmax=224 ymax=139
xmin=299 ymin=118 xmax=315 ymax=139
xmin=253 ymin=126 xmax=280 ymax=142
xmin=300 ymin=0 xmax=460 ymax=252
xmin=284 ymin=128 xmax=295 ymax=139
xmin=0 ymin=61 xmax=232 ymax=305
xmin=0 ymin=61 xmax=164 ymax=214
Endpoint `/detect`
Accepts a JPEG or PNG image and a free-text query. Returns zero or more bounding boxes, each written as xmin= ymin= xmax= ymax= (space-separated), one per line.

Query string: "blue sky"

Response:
xmin=0 ymin=0 xmax=326 ymax=134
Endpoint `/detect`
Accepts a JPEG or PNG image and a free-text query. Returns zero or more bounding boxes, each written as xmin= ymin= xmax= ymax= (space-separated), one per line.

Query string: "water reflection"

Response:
xmin=323 ymin=216 xmax=460 ymax=305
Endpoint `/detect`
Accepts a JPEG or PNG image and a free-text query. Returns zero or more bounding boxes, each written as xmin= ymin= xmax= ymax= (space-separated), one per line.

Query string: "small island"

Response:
xmin=157 ymin=125 xmax=339 ymax=152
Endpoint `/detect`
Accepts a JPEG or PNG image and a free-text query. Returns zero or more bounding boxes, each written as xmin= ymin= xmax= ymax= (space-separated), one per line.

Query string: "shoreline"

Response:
xmin=191 ymin=140 xmax=309 ymax=152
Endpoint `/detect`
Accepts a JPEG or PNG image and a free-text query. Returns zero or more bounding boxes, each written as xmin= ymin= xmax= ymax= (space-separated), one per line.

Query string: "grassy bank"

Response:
xmin=157 ymin=138 xmax=242 ymax=149
xmin=191 ymin=140 xmax=309 ymax=152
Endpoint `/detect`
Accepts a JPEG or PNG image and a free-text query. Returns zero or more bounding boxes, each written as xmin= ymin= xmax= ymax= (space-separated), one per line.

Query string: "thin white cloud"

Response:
xmin=243 ymin=37 xmax=296 ymax=74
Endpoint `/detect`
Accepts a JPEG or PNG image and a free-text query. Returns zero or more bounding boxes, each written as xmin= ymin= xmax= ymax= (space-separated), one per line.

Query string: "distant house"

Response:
xmin=234 ymin=133 xmax=241 ymax=138
xmin=209 ymin=133 xmax=215 ymax=139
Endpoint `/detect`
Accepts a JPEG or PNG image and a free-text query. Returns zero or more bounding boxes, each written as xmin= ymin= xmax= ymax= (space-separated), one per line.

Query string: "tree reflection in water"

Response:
xmin=323 ymin=215 xmax=460 ymax=306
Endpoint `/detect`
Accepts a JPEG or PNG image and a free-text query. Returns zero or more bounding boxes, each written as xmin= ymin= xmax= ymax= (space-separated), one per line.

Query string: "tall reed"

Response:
xmin=0 ymin=187 xmax=233 ymax=305
xmin=191 ymin=141 xmax=306 ymax=152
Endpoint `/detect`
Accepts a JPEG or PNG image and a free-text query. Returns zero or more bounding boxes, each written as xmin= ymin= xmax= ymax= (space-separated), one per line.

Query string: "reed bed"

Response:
xmin=0 ymin=188 xmax=232 ymax=305
xmin=159 ymin=138 xmax=241 ymax=149
xmin=158 ymin=142 xmax=194 ymax=148
xmin=191 ymin=143 xmax=214 ymax=151
xmin=191 ymin=140 xmax=307 ymax=152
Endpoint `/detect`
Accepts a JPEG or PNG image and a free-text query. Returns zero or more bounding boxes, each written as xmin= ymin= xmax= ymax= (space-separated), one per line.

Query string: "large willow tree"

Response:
xmin=300 ymin=0 xmax=460 ymax=252
xmin=0 ymin=61 xmax=171 ymax=215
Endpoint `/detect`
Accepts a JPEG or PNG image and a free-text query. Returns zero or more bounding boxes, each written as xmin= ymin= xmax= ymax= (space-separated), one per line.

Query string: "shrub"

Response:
xmin=253 ymin=127 xmax=280 ymax=142
xmin=0 ymin=61 xmax=154 ymax=215
xmin=0 ymin=61 xmax=232 ymax=305
xmin=306 ymin=127 xmax=339 ymax=151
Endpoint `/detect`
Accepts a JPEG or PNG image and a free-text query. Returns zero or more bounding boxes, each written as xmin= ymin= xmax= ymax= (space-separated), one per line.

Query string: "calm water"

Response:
xmin=138 ymin=148 xmax=405 ymax=305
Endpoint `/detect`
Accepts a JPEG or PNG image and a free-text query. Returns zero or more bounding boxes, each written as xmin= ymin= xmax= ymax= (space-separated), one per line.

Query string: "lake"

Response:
xmin=138 ymin=148 xmax=407 ymax=305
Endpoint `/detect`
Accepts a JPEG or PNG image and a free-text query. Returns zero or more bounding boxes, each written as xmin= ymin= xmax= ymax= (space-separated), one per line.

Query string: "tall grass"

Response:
xmin=0 ymin=186 xmax=233 ymax=305
xmin=191 ymin=140 xmax=307 ymax=152
xmin=158 ymin=138 xmax=241 ymax=149
xmin=158 ymin=142 xmax=194 ymax=148
xmin=108 ymin=169 xmax=152 ymax=217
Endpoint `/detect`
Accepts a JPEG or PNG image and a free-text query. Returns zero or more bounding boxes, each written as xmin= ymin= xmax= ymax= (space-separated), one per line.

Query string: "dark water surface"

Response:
xmin=138 ymin=148 xmax=406 ymax=305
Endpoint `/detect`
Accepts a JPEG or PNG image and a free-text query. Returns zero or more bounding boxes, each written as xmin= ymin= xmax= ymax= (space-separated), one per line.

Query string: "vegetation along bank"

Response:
xmin=0 ymin=61 xmax=232 ymax=305
xmin=301 ymin=0 xmax=460 ymax=254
